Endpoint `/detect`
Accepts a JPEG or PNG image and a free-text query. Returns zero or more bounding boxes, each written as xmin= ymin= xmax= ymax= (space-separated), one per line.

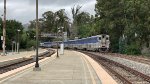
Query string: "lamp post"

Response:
xmin=17 ymin=29 xmax=20 ymax=53
xmin=34 ymin=36 xmax=36 ymax=51
xmin=34 ymin=36 xmax=36 ymax=40
xmin=2 ymin=0 xmax=6 ymax=56
xmin=61 ymin=27 xmax=64 ymax=42
xmin=34 ymin=0 xmax=41 ymax=71
xmin=56 ymin=29 xmax=59 ymax=58
xmin=55 ymin=16 xmax=60 ymax=58
xmin=12 ymin=41 xmax=15 ymax=54
xmin=15 ymin=41 xmax=16 ymax=53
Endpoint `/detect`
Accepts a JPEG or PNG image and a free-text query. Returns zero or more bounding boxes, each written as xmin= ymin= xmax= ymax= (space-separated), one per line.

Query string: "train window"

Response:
xmin=102 ymin=35 xmax=105 ymax=38
xmin=99 ymin=37 xmax=101 ymax=40
xmin=106 ymin=37 xmax=109 ymax=40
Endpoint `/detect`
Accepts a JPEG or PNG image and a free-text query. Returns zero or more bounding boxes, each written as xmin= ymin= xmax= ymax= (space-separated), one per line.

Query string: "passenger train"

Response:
xmin=40 ymin=34 xmax=110 ymax=52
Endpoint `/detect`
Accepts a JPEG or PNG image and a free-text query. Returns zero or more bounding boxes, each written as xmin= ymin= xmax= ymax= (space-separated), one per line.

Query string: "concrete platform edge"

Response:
xmin=79 ymin=52 xmax=118 ymax=84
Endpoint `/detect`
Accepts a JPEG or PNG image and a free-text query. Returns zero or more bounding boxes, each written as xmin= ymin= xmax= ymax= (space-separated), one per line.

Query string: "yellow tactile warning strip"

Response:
xmin=80 ymin=52 xmax=118 ymax=84
xmin=81 ymin=56 xmax=96 ymax=84
xmin=81 ymin=56 xmax=88 ymax=84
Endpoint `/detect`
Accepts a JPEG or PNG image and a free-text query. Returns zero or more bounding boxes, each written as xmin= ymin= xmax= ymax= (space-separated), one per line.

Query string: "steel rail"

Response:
xmin=82 ymin=51 xmax=150 ymax=84
xmin=0 ymin=49 xmax=55 ymax=74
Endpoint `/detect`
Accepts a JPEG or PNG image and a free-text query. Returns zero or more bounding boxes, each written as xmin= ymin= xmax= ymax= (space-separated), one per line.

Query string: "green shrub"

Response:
xmin=26 ymin=40 xmax=36 ymax=49
xmin=125 ymin=44 xmax=141 ymax=55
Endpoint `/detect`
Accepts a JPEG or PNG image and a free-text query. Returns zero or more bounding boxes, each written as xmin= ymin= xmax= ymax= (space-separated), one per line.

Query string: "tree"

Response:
xmin=42 ymin=11 xmax=56 ymax=33
xmin=71 ymin=5 xmax=82 ymax=38
xmin=0 ymin=19 xmax=24 ymax=50
xmin=76 ymin=12 xmax=95 ymax=38
xmin=56 ymin=9 xmax=70 ymax=32
xmin=95 ymin=0 xmax=126 ymax=52
xmin=95 ymin=0 xmax=150 ymax=54
xmin=28 ymin=9 xmax=71 ymax=42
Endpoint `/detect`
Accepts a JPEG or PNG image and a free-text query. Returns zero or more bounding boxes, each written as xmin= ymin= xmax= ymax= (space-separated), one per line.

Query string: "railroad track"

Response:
xmin=81 ymin=51 xmax=150 ymax=84
xmin=0 ymin=49 xmax=55 ymax=74
xmin=103 ymin=53 xmax=150 ymax=65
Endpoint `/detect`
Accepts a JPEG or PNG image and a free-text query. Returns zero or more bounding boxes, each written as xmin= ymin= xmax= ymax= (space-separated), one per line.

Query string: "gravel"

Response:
xmin=101 ymin=54 xmax=150 ymax=76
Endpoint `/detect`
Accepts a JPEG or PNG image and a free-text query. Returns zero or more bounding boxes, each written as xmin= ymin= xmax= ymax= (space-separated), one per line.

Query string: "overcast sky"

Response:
xmin=0 ymin=0 xmax=96 ymax=24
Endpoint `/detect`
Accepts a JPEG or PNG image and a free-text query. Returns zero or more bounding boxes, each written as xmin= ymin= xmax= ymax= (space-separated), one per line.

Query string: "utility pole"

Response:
xmin=33 ymin=0 xmax=41 ymax=71
xmin=3 ymin=0 xmax=6 ymax=56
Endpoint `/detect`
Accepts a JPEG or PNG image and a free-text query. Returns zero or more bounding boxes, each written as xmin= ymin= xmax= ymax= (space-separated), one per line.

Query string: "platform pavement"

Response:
xmin=0 ymin=50 xmax=102 ymax=84
xmin=0 ymin=49 xmax=47 ymax=62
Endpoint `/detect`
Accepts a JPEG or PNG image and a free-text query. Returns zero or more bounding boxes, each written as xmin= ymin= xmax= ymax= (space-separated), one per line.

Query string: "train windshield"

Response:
xmin=102 ymin=35 xmax=105 ymax=38
xmin=99 ymin=37 xmax=101 ymax=40
xmin=106 ymin=37 xmax=109 ymax=40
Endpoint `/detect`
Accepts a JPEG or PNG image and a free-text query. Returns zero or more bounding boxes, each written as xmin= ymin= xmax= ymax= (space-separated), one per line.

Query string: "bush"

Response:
xmin=26 ymin=40 xmax=36 ymax=49
xmin=125 ymin=44 xmax=141 ymax=55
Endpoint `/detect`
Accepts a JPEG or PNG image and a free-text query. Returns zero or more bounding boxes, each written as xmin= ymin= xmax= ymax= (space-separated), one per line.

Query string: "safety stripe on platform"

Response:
xmin=81 ymin=56 xmax=96 ymax=84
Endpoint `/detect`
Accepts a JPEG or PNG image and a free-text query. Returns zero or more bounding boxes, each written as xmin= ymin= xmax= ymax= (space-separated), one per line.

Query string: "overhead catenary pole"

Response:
xmin=34 ymin=0 xmax=41 ymax=71
xmin=3 ymin=0 xmax=6 ymax=56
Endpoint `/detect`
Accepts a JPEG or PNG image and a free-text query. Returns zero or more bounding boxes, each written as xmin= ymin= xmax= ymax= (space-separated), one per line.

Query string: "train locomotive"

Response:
xmin=40 ymin=34 xmax=110 ymax=52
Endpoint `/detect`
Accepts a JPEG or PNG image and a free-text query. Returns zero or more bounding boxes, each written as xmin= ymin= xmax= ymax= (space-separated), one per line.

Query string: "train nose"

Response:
xmin=102 ymin=46 xmax=105 ymax=47
xmin=100 ymin=48 xmax=107 ymax=51
xmin=102 ymin=44 xmax=106 ymax=47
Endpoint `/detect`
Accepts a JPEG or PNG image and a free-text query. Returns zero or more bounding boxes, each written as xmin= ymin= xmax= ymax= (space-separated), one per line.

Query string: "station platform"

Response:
xmin=0 ymin=49 xmax=47 ymax=62
xmin=0 ymin=49 xmax=48 ymax=69
xmin=0 ymin=50 xmax=117 ymax=84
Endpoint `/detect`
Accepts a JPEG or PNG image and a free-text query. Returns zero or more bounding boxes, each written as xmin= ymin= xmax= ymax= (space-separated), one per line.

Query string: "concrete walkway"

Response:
xmin=0 ymin=50 xmax=101 ymax=84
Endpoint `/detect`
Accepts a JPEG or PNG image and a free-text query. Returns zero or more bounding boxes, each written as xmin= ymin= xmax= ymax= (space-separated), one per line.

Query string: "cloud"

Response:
xmin=0 ymin=0 xmax=96 ymax=24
